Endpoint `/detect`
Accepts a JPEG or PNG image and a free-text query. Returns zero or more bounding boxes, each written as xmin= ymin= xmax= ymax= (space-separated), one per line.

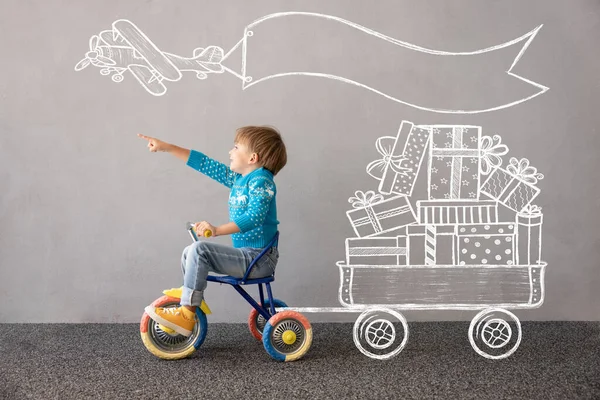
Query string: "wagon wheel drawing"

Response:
xmin=353 ymin=308 xmax=409 ymax=360
xmin=468 ymin=308 xmax=522 ymax=360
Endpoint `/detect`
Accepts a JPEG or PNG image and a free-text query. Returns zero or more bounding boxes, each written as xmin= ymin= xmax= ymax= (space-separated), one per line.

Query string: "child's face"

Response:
xmin=229 ymin=141 xmax=257 ymax=174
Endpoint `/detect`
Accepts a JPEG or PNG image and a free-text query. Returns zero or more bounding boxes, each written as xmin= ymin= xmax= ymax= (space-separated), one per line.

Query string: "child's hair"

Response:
xmin=235 ymin=125 xmax=287 ymax=175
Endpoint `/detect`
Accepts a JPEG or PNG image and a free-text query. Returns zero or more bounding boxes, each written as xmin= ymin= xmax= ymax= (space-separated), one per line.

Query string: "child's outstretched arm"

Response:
xmin=186 ymin=150 xmax=239 ymax=188
xmin=137 ymin=134 xmax=239 ymax=187
xmin=137 ymin=134 xmax=190 ymax=160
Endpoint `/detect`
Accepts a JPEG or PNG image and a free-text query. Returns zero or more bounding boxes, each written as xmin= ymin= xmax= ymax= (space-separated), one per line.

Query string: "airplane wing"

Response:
xmin=99 ymin=30 xmax=125 ymax=46
xmin=113 ymin=19 xmax=182 ymax=82
xmin=128 ymin=64 xmax=167 ymax=96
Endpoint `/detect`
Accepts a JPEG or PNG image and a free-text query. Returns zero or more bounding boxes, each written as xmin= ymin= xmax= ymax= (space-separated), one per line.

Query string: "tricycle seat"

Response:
xmin=205 ymin=231 xmax=280 ymax=287
xmin=206 ymin=274 xmax=274 ymax=285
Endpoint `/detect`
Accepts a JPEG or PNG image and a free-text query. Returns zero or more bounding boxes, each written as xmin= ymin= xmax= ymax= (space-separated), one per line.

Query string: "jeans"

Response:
xmin=179 ymin=240 xmax=279 ymax=307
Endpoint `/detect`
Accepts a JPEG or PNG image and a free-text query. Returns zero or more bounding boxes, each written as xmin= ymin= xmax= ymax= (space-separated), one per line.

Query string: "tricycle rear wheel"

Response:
xmin=248 ymin=298 xmax=287 ymax=341
xmin=262 ymin=310 xmax=312 ymax=361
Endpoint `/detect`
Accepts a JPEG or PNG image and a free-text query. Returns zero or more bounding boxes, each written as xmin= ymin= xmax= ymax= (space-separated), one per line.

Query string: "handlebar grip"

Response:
xmin=186 ymin=222 xmax=212 ymax=240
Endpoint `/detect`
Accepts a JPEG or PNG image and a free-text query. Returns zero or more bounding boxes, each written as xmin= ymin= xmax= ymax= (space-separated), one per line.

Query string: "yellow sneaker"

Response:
xmin=144 ymin=305 xmax=196 ymax=337
xmin=162 ymin=286 xmax=212 ymax=315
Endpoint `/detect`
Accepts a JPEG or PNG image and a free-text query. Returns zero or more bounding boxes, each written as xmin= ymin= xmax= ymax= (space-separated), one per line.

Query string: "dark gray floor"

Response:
xmin=0 ymin=322 xmax=598 ymax=400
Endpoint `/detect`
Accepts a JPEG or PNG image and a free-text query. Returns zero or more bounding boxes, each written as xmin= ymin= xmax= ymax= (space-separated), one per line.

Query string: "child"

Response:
xmin=137 ymin=126 xmax=287 ymax=337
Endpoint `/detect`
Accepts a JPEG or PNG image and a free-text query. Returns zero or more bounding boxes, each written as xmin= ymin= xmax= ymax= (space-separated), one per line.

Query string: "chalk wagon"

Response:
xmin=331 ymin=204 xmax=546 ymax=360
xmin=336 ymin=259 xmax=546 ymax=360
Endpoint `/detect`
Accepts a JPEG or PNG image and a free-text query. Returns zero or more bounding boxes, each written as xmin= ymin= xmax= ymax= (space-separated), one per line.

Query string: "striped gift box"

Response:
xmin=405 ymin=224 xmax=457 ymax=265
xmin=345 ymin=237 xmax=407 ymax=266
xmin=417 ymin=200 xmax=498 ymax=225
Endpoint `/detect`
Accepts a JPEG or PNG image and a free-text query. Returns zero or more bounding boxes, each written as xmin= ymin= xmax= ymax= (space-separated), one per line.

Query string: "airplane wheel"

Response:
xmin=112 ymin=74 xmax=124 ymax=83
xmin=140 ymin=295 xmax=208 ymax=360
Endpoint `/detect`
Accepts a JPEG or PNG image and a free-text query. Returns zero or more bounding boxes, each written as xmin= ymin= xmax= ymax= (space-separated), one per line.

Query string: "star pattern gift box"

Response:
xmin=426 ymin=128 xmax=509 ymax=201
xmin=427 ymin=125 xmax=482 ymax=200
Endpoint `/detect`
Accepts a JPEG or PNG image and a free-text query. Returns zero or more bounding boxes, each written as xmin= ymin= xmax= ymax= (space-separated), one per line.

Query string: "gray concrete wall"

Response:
xmin=1 ymin=0 xmax=598 ymax=322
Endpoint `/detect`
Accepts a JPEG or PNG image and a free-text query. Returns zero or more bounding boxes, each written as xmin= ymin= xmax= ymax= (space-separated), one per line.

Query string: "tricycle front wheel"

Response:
xmin=140 ymin=295 xmax=208 ymax=360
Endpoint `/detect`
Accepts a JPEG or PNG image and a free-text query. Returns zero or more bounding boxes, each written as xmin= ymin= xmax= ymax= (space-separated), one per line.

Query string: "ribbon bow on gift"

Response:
xmin=506 ymin=157 xmax=544 ymax=184
xmin=479 ymin=135 xmax=509 ymax=175
xmin=366 ymin=136 xmax=413 ymax=181
xmin=348 ymin=190 xmax=384 ymax=208
xmin=519 ymin=204 xmax=542 ymax=217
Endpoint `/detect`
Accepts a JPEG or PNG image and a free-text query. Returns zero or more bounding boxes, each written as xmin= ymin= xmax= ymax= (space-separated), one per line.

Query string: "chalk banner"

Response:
xmin=239 ymin=12 xmax=548 ymax=114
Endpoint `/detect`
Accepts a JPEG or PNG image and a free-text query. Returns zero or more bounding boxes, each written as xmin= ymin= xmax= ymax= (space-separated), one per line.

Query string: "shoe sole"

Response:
xmin=144 ymin=306 xmax=193 ymax=337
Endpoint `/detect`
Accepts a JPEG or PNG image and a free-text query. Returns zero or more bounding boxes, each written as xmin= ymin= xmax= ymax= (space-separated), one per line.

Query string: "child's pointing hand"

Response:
xmin=137 ymin=133 xmax=170 ymax=152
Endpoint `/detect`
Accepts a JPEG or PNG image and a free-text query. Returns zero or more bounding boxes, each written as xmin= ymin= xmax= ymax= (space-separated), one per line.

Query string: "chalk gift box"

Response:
xmin=366 ymin=121 xmax=431 ymax=197
xmin=428 ymin=125 xmax=482 ymax=200
xmin=405 ymin=224 xmax=457 ymax=265
xmin=346 ymin=190 xmax=417 ymax=238
xmin=427 ymin=128 xmax=509 ymax=201
xmin=345 ymin=236 xmax=407 ymax=266
xmin=417 ymin=200 xmax=499 ymax=225
xmin=515 ymin=204 xmax=543 ymax=265
xmin=480 ymin=157 xmax=544 ymax=213
xmin=456 ymin=223 xmax=516 ymax=265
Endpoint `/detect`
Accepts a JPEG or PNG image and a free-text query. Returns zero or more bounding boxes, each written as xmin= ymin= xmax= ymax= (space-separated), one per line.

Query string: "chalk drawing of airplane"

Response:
xmin=74 ymin=20 xmax=224 ymax=96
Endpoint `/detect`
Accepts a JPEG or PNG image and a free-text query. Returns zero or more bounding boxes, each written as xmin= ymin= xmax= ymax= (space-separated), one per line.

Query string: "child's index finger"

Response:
xmin=137 ymin=133 xmax=148 ymax=140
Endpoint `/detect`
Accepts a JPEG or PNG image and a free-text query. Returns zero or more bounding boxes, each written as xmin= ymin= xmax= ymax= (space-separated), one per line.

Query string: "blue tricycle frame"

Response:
xmin=139 ymin=223 xmax=313 ymax=361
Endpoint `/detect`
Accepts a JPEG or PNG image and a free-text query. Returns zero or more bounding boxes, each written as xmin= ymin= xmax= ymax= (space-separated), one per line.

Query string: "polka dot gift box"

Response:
xmin=456 ymin=223 xmax=516 ymax=265
xmin=366 ymin=121 xmax=431 ymax=197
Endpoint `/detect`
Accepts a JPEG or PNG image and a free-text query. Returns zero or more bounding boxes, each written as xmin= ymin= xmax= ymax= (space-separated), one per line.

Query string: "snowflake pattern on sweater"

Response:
xmin=186 ymin=150 xmax=279 ymax=248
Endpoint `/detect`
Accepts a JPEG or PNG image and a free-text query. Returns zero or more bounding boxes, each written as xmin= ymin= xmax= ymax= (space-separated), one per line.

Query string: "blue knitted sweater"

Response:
xmin=187 ymin=150 xmax=279 ymax=248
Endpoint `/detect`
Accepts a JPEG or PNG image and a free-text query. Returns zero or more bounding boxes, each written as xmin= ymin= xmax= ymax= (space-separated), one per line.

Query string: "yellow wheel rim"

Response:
xmin=282 ymin=330 xmax=297 ymax=345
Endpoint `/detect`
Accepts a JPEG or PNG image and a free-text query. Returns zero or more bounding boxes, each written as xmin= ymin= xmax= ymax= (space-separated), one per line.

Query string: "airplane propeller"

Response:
xmin=74 ymin=35 xmax=116 ymax=71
